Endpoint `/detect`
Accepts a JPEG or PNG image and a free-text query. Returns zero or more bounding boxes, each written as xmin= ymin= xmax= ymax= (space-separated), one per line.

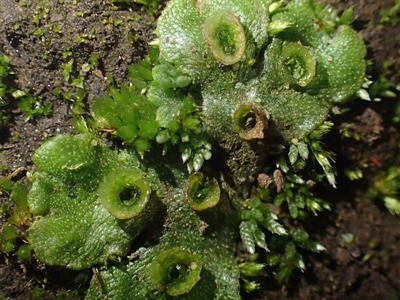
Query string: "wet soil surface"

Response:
xmin=1 ymin=0 xmax=400 ymax=299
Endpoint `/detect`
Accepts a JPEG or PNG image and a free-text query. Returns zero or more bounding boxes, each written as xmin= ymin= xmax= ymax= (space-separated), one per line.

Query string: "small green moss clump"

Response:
xmin=11 ymin=0 xmax=367 ymax=299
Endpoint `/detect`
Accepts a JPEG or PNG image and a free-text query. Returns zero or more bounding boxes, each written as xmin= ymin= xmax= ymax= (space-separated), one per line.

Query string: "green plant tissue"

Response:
xmin=25 ymin=0 xmax=367 ymax=298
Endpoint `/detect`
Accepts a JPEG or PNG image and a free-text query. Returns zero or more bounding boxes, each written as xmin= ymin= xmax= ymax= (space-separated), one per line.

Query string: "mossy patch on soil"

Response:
xmin=1 ymin=0 xmax=400 ymax=299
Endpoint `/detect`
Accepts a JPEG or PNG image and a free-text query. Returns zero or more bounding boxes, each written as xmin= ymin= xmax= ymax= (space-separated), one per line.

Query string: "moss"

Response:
xmin=20 ymin=0 xmax=367 ymax=298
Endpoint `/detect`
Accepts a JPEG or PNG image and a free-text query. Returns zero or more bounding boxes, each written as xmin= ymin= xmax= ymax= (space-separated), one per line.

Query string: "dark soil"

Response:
xmin=1 ymin=0 xmax=400 ymax=299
